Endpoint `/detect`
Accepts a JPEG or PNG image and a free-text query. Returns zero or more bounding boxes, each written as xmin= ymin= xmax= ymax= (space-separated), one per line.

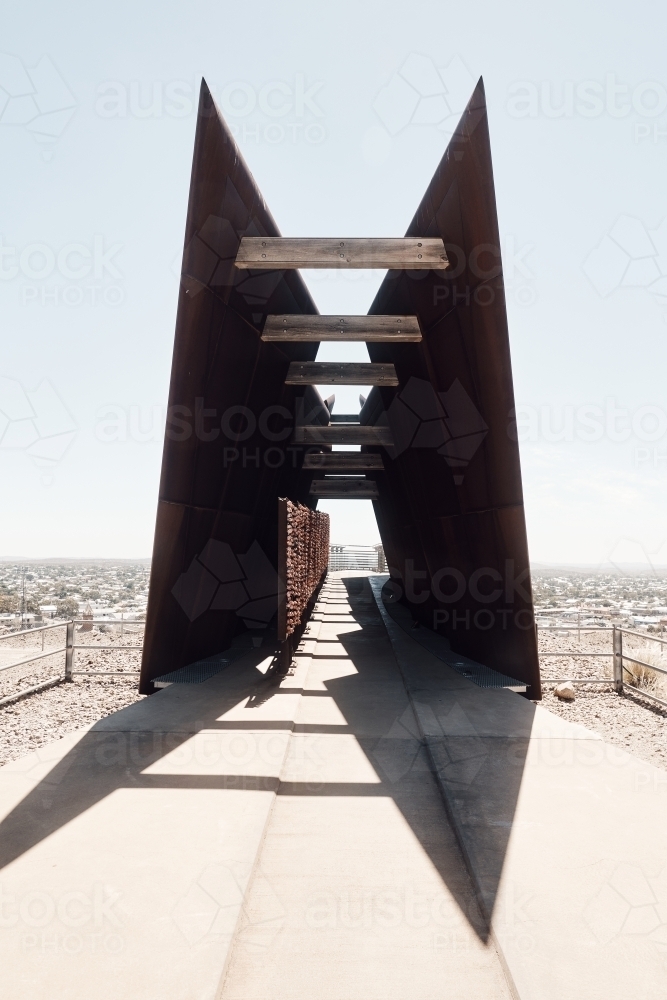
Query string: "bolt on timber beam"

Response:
xmin=235 ymin=237 xmax=449 ymax=270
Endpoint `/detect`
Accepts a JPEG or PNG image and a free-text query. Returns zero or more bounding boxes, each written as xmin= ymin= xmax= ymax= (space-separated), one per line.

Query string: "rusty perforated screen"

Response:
xmin=278 ymin=499 xmax=329 ymax=641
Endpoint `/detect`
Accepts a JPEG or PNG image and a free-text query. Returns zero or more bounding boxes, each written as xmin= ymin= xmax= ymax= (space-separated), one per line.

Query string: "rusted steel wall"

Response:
xmin=278 ymin=499 xmax=329 ymax=641
xmin=140 ymin=74 xmax=540 ymax=698
xmin=139 ymin=81 xmax=328 ymax=693
xmin=361 ymin=78 xmax=542 ymax=698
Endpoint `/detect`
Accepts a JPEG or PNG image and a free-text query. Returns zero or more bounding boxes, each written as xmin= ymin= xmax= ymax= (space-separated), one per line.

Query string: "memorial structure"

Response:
xmin=140 ymin=77 xmax=541 ymax=698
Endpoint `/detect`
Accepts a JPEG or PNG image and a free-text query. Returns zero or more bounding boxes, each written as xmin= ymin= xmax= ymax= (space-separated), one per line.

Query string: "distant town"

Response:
xmin=0 ymin=560 xmax=151 ymax=627
xmin=532 ymin=570 xmax=667 ymax=630
xmin=1 ymin=553 xmax=666 ymax=634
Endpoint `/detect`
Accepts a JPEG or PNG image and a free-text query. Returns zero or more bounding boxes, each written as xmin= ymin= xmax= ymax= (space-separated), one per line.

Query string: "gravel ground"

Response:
xmin=1 ymin=620 xmax=665 ymax=772
xmin=0 ymin=623 xmax=144 ymax=699
xmin=0 ymin=624 xmax=145 ymax=766
xmin=0 ymin=677 xmax=144 ymax=766
xmin=538 ymin=627 xmax=667 ymax=771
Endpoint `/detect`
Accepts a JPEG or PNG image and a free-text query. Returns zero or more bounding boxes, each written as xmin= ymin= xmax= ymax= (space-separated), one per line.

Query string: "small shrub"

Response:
xmin=625 ymin=645 xmax=667 ymax=694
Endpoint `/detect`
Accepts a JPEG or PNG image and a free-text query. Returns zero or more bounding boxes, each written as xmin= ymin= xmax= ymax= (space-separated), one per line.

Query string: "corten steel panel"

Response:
xmin=277 ymin=498 xmax=329 ymax=642
xmin=362 ymin=79 xmax=541 ymax=697
xmin=140 ymin=81 xmax=328 ymax=692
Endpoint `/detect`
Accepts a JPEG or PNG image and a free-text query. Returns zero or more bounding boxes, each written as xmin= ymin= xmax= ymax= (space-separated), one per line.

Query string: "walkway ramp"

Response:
xmin=1 ymin=573 xmax=666 ymax=999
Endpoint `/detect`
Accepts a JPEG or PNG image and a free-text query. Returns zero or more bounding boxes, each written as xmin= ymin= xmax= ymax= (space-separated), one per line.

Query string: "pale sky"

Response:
xmin=1 ymin=0 xmax=666 ymax=568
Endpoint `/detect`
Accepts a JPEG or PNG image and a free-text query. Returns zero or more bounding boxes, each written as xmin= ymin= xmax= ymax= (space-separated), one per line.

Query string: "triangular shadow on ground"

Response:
xmin=307 ymin=574 xmax=533 ymax=940
xmin=0 ymin=575 xmax=532 ymax=944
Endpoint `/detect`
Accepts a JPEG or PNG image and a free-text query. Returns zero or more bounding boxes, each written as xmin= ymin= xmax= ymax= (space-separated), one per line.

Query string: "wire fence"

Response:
xmin=538 ymin=624 xmax=667 ymax=708
xmin=1 ymin=615 xmax=666 ymax=711
xmin=0 ymin=618 xmax=144 ymax=708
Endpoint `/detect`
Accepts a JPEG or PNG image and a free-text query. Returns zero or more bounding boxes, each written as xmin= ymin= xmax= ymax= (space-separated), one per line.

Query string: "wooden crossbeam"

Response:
xmin=303 ymin=453 xmax=384 ymax=471
xmin=295 ymin=425 xmax=393 ymax=446
xmin=235 ymin=238 xmax=448 ymax=270
xmin=285 ymin=362 xmax=398 ymax=386
xmin=310 ymin=489 xmax=380 ymax=498
xmin=310 ymin=478 xmax=380 ymax=498
xmin=329 ymin=414 xmax=360 ymax=424
xmin=262 ymin=315 xmax=422 ymax=341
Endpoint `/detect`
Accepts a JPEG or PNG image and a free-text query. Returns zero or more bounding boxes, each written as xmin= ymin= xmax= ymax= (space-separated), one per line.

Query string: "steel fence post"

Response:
xmin=65 ymin=620 xmax=74 ymax=681
xmin=613 ymin=626 xmax=623 ymax=694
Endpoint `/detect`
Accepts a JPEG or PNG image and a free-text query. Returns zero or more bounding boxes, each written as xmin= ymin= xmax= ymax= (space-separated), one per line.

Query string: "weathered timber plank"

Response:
xmin=303 ymin=453 xmax=384 ymax=470
xmin=312 ymin=493 xmax=379 ymax=500
xmin=310 ymin=478 xmax=380 ymax=498
xmin=285 ymin=362 xmax=398 ymax=386
xmin=235 ymin=238 xmax=448 ymax=270
xmin=329 ymin=414 xmax=360 ymax=423
xmin=295 ymin=425 xmax=393 ymax=446
xmin=262 ymin=314 xmax=422 ymax=341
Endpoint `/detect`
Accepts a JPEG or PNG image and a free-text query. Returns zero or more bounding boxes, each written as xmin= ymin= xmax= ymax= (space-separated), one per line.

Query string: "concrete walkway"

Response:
xmin=1 ymin=572 xmax=666 ymax=998
xmin=217 ymin=575 xmax=512 ymax=999
xmin=367 ymin=576 xmax=667 ymax=1000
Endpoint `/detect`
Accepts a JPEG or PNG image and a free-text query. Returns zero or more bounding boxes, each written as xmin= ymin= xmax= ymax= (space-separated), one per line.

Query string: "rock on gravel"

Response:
xmin=538 ymin=631 xmax=667 ymax=772
xmin=554 ymin=681 xmax=576 ymax=700
xmin=540 ymin=686 xmax=667 ymax=771
xmin=0 ymin=678 xmax=144 ymax=766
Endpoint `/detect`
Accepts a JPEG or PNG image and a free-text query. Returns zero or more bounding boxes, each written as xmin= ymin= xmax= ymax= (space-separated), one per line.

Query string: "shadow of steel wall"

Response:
xmin=362 ymin=79 xmax=541 ymax=697
xmin=140 ymin=81 xmax=327 ymax=692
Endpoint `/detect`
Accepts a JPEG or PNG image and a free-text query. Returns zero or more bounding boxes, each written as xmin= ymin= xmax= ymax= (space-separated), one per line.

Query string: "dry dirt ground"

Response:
xmin=0 ymin=677 xmax=144 ymax=765
xmin=0 ymin=624 xmax=144 ymax=765
xmin=1 ymin=622 xmax=665 ymax=772
xmin=538 ymin=627 xmax=667 ymax=771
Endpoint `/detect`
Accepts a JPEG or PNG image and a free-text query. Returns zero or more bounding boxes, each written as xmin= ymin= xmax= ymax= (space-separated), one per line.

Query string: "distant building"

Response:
xmin=328 ymin=545 xmax=386 ymax=572
xmin=79 ymin=603 xmax=93 ymax=632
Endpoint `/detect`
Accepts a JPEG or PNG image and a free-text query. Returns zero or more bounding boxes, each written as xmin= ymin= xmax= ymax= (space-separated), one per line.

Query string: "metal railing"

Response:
xmin=0 ymin=618 xmax=143 ymax=708
xmin=328 ymin=545 xmax=385 ymax=572
xmin=538 ymin=624 xmax=667 ymax=708
xmin=538 ymin=625 xmax=612 ymax=687
xmin=2 ymin=616 xmax=665 ymax=710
